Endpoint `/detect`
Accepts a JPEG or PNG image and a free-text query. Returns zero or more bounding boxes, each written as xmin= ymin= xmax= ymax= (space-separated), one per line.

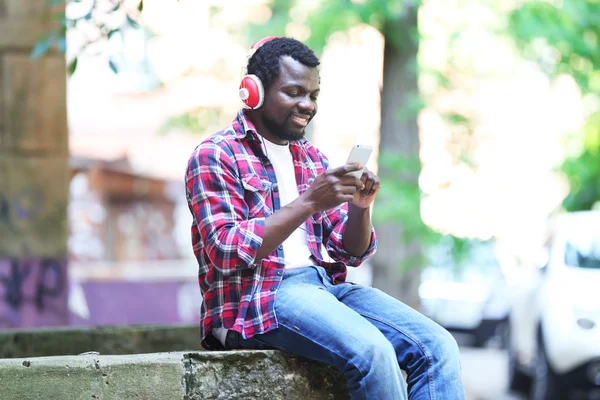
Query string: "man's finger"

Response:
xmin=363 ymin=179 xmax=374 ymax=194
xmin=368 ymin=181 xmax=381 ymax=196
xmin=330 ymin=163 xmax=363 ymax=177
xmin=341 ymin=185 xmax=360 ymax=195
xmin=339 ymin=175 xmax=364 ymax=190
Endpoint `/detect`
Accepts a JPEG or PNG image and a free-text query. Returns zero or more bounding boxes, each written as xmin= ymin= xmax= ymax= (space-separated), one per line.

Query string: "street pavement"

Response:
xmin=460 ymin=345 xmax=526 ymax=400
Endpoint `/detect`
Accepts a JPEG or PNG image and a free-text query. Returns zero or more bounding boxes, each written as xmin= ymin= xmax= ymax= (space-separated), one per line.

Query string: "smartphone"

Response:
xmin=345 ymin=144 xmax=373 ymax=179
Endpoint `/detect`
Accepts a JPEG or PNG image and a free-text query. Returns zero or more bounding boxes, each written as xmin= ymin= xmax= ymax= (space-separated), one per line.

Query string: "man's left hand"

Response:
xmin=351 ymin=169 xmax=380 ymax=209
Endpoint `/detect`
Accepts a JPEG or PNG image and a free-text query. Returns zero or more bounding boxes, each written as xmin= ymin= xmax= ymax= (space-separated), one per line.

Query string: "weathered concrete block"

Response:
xmin=184 ymin=351 xmax=348 ymax=400
xmin=0 ymin=155 xmax=68 ymax=258
xmin=0 ymin=55 xmax=67 ymax=153
xmin=0 ymin=351 xmax=350 ymax=400
xmin=0 ymin=1 xmax=64 ymax=48
xmin=0 ymin=352 xmax=186 ymax=400
xmin=3 ymin=0 xmax=56 ymax=16
xmin=0 ymin=324 xmax=201 ymax=358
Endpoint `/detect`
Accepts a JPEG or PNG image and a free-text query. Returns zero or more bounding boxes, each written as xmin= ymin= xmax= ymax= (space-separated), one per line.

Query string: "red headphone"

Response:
xmin=238 ymin=36 xmax=280 ymax=109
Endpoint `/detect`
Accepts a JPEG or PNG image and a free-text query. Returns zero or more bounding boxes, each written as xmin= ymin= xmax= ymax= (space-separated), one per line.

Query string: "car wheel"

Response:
xmin=530 ymin=343 xmax=564 ymax=400
xmin=473 ymin=329 xmax=487 ymax=348
xmin=507 ymin=329 xmax=531 ymax=393
xmin=496 ymin=320 xmax=509 ymax=350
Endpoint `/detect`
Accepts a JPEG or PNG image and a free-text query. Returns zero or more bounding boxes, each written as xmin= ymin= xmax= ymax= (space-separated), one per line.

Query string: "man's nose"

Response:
xmin=298 ymin=95 xmax=315 ymax=112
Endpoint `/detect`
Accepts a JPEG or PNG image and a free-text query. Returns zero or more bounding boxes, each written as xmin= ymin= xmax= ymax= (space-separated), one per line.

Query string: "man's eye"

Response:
xmin=288 ymin=91 xmax=299 ymax=97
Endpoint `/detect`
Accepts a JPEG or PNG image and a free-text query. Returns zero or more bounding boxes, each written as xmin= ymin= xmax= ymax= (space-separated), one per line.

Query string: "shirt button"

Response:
xmin=277 ymin=245 xmax=283 ymax=251
xmin=270 ymin=286 xmax=277 ymax=292
xmin=272 ymin=183 xmax=279 ymax=192
xmin=276 ymin=270 xmax=283 ymax=276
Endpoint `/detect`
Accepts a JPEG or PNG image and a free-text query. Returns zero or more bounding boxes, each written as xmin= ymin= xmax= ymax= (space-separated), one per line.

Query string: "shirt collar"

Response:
xmin=233 ymin=109 xmax=258 ymax=140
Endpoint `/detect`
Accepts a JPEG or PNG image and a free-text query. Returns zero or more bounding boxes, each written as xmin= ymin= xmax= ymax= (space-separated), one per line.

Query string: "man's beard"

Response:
xmin=261 ymin=111 xmax=307 ymax=142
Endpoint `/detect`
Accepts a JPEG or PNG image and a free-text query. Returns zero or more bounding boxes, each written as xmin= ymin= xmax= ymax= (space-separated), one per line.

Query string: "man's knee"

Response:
xmin=357 ymin=335 xmax=397 ymax=371
xmin=428 ymin=323 xmax=461 ymax=365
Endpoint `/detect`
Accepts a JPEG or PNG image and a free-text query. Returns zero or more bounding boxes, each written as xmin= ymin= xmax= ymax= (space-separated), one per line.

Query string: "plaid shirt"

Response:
xmin=185 ymin=110 xmax=377 ymax=349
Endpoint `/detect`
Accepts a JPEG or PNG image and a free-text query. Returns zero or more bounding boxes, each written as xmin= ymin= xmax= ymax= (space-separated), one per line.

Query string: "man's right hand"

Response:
xmin=301 ymin=163 xmax=365 ymax=213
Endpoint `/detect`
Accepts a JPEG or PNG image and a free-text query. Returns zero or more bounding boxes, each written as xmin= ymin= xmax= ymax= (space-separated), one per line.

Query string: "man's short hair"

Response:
xmin=247 ymin=37 xmax=320 ymax=91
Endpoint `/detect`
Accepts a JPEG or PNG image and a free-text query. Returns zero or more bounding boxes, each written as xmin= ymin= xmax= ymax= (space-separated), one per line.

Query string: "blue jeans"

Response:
xmin=226 ymin=266 xmax=466 ymax=400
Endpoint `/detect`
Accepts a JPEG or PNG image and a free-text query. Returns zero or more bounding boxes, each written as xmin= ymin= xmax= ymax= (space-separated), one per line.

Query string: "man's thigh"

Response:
xmin=237 ymin=268 xmax=389 ymax=365
xmin=333 ymin=282 xmax=455 ymax=361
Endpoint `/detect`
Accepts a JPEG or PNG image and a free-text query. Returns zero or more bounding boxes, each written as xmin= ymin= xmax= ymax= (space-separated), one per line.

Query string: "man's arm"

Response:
xmin=257 ymin=163 xmax=368 ymax=260
xmin=320 ymin=169 xmax=380 ymax=264
xmin=342 ymin=170 xmax=381 ymax=256
xmin=342 ymin=205 xmax=373 ymax=257
xmin=187 ymin=141 xmax=270 ymax=275
xmin=255 ymin=197 xmax=315 ymax=261
xmin=186 ymin=141 xmax=364 ymax=273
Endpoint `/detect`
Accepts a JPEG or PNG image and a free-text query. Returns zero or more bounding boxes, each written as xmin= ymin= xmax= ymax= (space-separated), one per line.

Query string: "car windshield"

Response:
xmin=564 ymin=231 xmax=600 ymax=269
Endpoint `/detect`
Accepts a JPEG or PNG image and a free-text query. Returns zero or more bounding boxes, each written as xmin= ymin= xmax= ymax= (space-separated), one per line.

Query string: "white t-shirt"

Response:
xmin=213 ymin=138 xmax=315 ymax=346
xmin=262 ymin=138 xmax=314 ymax=269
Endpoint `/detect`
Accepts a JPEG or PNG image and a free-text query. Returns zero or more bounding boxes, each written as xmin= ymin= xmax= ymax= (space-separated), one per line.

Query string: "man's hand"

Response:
xmin=351 ymin=169 xmax=380 ymax=209
xmin=301 ymin=163 xmax=365 ymax=213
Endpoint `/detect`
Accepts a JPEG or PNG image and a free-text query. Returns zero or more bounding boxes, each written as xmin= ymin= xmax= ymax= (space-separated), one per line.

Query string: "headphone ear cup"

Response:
xmin=238 ymin=74 xmax=264 ymax=109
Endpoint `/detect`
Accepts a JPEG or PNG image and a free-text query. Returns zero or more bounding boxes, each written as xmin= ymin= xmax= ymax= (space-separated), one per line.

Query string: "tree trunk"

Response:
xmin=371 ymin=5 xmax=422 ymax=309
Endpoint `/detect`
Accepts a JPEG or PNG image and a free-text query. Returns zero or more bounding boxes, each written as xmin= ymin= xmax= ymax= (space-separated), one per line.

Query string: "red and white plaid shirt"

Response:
xmin=185 ymin=110 xmax=377 ymax=349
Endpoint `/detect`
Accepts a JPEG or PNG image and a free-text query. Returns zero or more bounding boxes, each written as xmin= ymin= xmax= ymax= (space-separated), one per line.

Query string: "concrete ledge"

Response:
xmin=0 ymin=324 xmax=200 ymax=358
xmin=0 ymin=350 xmax=349 ymax=400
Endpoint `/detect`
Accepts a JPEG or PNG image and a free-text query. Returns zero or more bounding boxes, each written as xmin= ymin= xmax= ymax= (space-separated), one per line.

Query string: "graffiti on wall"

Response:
xmin=0 ymin=187 xmax=44 ymax=233
xmin=0 ymin=258 xmax=68 ymax=328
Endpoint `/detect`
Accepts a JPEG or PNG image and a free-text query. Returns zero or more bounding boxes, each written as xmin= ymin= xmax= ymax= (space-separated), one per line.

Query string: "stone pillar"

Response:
xmin=0 ymin=1 xmax=69 ymax=327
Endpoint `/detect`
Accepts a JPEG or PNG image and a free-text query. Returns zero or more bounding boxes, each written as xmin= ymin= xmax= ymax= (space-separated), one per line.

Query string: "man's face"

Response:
xmin=260 ymin=56 xmax=320 ymax=142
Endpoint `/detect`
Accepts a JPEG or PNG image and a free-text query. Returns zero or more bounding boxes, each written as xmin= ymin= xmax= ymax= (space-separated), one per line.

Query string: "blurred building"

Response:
xmin=67 ymin=156 xmax=199 ymax=326
xmin=69 ymin=156 xmax=185 ymax=263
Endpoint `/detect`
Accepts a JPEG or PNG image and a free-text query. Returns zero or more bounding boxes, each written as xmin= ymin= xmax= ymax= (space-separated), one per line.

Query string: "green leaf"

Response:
xmin=56 ymin=37 xmax=67 ymax=54
xmin=31 ymin=37 xmax=53 ymax=59
xmin=107 ymin=29 xmax=120 ymax=39
xmin=126 ymin=15 xmax=139 ymax=28
xmin=68 ymin=57 xmax=78 ymax=75
xmin=108 ymin=60 xmax=118 ymax=74
xmin=138 ymin=1 xmax=144 ymax=12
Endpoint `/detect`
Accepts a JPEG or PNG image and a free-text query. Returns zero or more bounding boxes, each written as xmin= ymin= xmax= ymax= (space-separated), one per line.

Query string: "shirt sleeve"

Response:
xmin=322 ymin=202 xmax=378 ymax=267
xmin=185 ymin=139 xmax=265 ymax=275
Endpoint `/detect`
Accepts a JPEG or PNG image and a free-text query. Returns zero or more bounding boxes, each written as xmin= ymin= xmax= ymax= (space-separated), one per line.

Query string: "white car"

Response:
xmin=419 ymin=242 xmax=511 ymax=348
xmin=508 ymin=211 xmax=600 ymax=400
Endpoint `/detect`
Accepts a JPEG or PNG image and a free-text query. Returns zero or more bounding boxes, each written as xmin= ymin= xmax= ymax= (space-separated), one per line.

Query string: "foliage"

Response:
xmin=32 ymin=0 xmax=146 ymax=75
xmin=509 ymin=0 xmax=600 ymax=211
xmin=561 ymin=113 xmax=600 ymax=211
xmin=158 ymin=108 xmax=225 ymax=136
xmin=251 ymin=0 xmax=421 ymax=51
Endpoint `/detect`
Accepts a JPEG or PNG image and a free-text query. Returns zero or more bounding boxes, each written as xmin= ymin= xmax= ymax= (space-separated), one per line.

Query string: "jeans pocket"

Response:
xmin=311 ymin=265 xmax=333 ymax=287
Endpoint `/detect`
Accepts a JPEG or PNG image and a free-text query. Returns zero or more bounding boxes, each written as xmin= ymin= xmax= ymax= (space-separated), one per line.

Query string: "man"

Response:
xmin=185 ymin=37 xmax=466 ymax=399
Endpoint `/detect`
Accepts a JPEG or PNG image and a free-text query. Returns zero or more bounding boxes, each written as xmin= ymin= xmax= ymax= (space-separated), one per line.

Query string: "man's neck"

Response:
xmin=246 ymin=110 xmax=288 ymax=145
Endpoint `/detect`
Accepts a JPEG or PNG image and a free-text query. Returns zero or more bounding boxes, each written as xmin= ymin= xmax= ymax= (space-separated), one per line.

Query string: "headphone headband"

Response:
xmin=239 ymin=36 xmax=281 ymax=110
xmin=246 ymin=36 xmax=281 ymax=65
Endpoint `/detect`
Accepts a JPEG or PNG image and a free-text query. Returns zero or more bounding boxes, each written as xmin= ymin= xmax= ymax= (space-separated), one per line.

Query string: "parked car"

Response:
xmin=419 ymin=240 xmax=511 ymax=348
xmin=508 ymin=211 xmax=600 ymax=400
